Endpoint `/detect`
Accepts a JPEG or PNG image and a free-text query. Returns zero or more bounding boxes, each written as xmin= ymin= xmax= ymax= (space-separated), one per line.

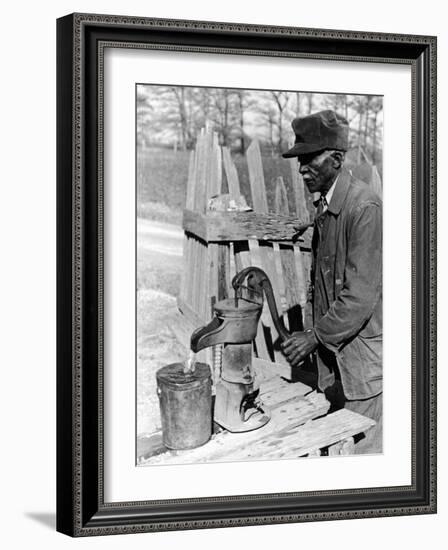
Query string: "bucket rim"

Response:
xmin=156 ymin=362 xmax=212 ymax=390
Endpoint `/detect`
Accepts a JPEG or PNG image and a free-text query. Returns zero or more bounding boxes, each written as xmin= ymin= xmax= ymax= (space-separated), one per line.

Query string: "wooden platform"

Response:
xmin=138 ymin=365 xmax=376 ymax=465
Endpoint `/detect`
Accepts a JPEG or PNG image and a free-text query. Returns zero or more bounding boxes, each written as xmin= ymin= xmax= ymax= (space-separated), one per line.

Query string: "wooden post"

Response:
xmin=274 ymin=176 xmax=289 ymax=215
xmin=217 ymin=244 xmax=230 ymax=300
xmin=222 ymin=147 xmax=240 ymax=200
xmin=371 ymin=164 xmax=382 ymax=198
xmin=210 ymin=133 xmax=222 ymax=198
xmin=247 ymin=140 xmax=269 ymax=212
xmin=290 ymin=158 xmax=310 ymax=223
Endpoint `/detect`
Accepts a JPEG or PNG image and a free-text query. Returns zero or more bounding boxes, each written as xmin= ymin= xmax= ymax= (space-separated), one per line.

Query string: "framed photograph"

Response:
xmin=56 ymin=13 xmax=437 ymax=536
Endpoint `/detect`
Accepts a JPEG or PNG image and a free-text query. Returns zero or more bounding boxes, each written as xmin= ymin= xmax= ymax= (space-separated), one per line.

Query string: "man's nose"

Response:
xmin=298 ymin=163 xmax=308 ymax=174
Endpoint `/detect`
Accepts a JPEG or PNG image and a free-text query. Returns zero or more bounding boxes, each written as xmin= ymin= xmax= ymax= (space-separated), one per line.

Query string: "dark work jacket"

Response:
xmin=312 ymin=168 xmax=382 ymax=400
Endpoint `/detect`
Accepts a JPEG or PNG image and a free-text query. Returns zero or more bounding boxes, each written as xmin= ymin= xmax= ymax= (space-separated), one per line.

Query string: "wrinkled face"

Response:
xmin=297 ymin=150 xmax=340 ymax=195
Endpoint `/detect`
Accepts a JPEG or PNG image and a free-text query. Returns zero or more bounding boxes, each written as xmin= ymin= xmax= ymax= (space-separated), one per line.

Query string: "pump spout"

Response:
xmin=190 ymin=298 xmax=263 ymax=353
xmin=190 ymin=317 xmax=224 ymax=353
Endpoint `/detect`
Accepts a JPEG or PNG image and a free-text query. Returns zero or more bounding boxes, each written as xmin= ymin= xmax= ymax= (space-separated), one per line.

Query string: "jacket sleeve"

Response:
xmin=314 ymin=201 xmax=382 ymax=352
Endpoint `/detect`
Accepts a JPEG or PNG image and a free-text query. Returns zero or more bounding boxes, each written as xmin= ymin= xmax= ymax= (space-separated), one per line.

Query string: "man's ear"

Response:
xmin=331 ymin=151 xmax=345 ymax=169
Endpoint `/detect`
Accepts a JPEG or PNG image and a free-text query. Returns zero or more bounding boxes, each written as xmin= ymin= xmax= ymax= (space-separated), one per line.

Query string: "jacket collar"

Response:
xmin=326 ymin=168 xmax=352 ymax=215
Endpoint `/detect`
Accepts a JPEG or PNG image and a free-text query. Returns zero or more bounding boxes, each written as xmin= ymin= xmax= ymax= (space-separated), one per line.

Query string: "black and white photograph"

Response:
xmin=55 ymin=6 xmax=436 ymax=538
xmin=136 ymin=85 xmax=384 ymax=465
xmin=1 ymin=0 xmax=443 ymax=546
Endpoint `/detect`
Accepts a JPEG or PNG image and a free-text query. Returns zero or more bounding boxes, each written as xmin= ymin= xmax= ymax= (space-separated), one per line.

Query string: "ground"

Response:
xmin=137 ymin=216 xmax=188 ymax=437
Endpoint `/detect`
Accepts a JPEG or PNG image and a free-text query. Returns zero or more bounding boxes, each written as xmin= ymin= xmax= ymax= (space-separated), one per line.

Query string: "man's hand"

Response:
xmin=281 ymin=329 xmax=318 ymax=367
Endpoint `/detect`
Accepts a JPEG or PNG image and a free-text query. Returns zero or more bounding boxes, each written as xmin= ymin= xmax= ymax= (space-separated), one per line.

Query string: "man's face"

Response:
xmin=297 ymin=150 xmax=339 ymax=195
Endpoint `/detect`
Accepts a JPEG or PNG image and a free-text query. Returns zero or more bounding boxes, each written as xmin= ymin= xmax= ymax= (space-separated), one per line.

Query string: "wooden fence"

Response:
xmin=178 ymin=127 xmax=312 ymax=363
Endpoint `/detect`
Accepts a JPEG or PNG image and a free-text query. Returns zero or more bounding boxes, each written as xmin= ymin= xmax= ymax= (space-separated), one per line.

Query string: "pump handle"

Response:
xmin=232 ymin=267 xmax=290 ymax=342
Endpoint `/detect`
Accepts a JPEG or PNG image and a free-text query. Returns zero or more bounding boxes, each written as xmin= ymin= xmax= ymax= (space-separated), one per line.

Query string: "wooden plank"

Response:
xmin=197 ymin=240 xmax=207 ymax=321
xmin=193 ymin=130 xmax=204 ymax=211
xmin=207 ymin=189 xmax=230 ymax=314
xmin=202 ymin=240 xmax=209 ymax=321
xmin=258 ymin=241 xmax=284 ymax=340
xmin=182 ymin=209 xmax=300 ymax=243
xmin=225 ymin=409 xmax=376 ymax=460
xmin=274 ymin=176 xmax=289 ymax=215
xmin=208 ymin=243 xmax=219 ymax=319
xmin=182 ymin=212 xmax=207 ymax=241
xmin=272 ymin=243 xmax=287 ymax=311
xmin=247 ymin=139 xmax=269 ymax=212
xmin=185 ymin=150 xmax=196 ymax=210
xmin=204 ymin=129 xmax=214 ymax=206
xmin=247 ymin=239 xmax=272 ymax=360
xmin=177 ymin=296 xmax=205 ymax=330
xmin=233 ymin=239 xmax=259 ymax=303
xmin=273 ymin=176 xmax=294 ymax=325
xmin=201 ymin=129 xmax=211 ymax=212
xmin=217 ymin=243 xmax=230 ymax=300
xmin=247 ymin=242 xmax=273 ymax=361
xmin=222 ymin=146 xmax=240 ymax=199
xmin=188 ymin=237 xmax=196 ymax=312
xmin=301 ymin=250 xmax=312 ymax=298
xmin=328 ymin=441 xmax=344 ymax=456
xmin=210 ymin=133 xmax=223 ymax=197
xmin=137 ymin=433 xmax=166 ymax=463
xmin=371 ymin=164 xmax=382 ymax=198
xmin=279 ymin=243 xmax=301 ymax=310
xmin=340 ymin=436 xmax=355 ymax=455
xmin=229 ymin=242 xmax=237 ymax=297
xmin=172 ymin=301 xmax=196 ymax=347
xmin=179 ymin=235 xmax=189 ymax=303
xmin=199 ymin=130 xmax=210 ymax=213
xmin=253 ymin=356 xmax=294 ymax=380
xmin=141 ymin=390 xmax=330 ymax=465
xmin=192 ymin=237 xmax=201 ymax=315
xmin=183 ymin=235 xmax=193 ymax=305
xmin=233 ymin=240 xmax=251 ymax=272
xmin=293 ymin=245 xmax=308 ymax=308
xmin=183 ymin=236 xmax=190 ymax=304
xmin=253 ymin=321 xmax=271 ymax=361
xmin=261 ymin=382 xmax=314 ymax=409
xmin=257 ymin=374 xmax=308 ymax=395
xmin=290 ymin=159 xmax=310 ymax=223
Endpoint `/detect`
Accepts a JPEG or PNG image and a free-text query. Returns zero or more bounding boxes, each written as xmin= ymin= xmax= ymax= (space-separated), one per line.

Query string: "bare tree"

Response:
xmin=270 ymin=91 xmax=291 ymax=152
xmin=136 ymin=86 xmax=154 ymax=148
xmin=295 ymin=92 xmax=301 ymax=117
xmin=362 ymin=95 xmax=372 ymax=150
xmin=367 ymin=96 xmax=383 ymax=164
xmin=236 ymin=90 xmax=246 ymax=154
xmin=170 ymin=87 xmax=195 ymax=150
xmin=305 ymin=92 xmax=314 ymax=114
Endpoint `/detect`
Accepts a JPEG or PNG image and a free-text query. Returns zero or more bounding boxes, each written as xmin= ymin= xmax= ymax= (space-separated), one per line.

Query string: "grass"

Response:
xmin=137 ymin=253 xmax=181 ymax=297
xmin=137 ymin=148 xmax=189 ymax=213
xmin=137 ymin=145 xmax=315 ymax=220
xmin=137 ymin=201 xmax=183 ymax=226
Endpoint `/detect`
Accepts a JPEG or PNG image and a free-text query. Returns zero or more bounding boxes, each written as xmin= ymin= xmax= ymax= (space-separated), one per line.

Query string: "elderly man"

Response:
xmin=281 ymin=110 xmax=383 ymax=454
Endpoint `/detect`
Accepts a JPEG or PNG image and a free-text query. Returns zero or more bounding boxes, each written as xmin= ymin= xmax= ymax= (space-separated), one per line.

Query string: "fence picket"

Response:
xmin=222 ymin=147 xmax=240 ymax=199
xmin=290 ymin=158 xmax=310 ymax=223
xmin=247 ymin=139 xmax=269 ymax=212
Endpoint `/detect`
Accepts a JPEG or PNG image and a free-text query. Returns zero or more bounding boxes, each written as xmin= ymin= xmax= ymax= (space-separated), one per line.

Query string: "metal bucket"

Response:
xmin=156 ymin=362 xmax=212 ymax=450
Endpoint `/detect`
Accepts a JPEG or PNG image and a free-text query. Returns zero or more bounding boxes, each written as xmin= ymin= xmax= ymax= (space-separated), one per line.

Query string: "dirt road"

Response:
xmin=137 ymin=217 xmax=183 ymax=257
xmin=137 ymin=217 xmax=183 ymax=296
xmin=137 ymin=217 xmax=187 ymax=439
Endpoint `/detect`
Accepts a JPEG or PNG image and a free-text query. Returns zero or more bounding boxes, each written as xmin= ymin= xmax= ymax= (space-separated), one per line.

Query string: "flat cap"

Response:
xmin=282 ymin=109 xmax=349 ymax=158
